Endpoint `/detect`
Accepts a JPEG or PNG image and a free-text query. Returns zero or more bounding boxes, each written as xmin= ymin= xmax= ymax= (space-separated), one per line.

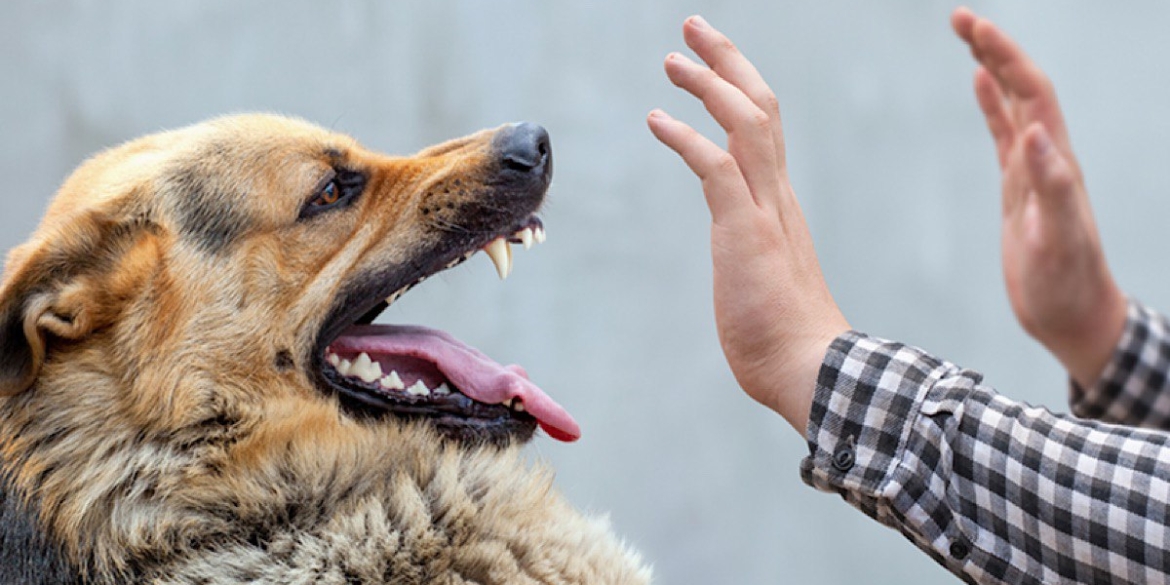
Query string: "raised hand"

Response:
xmin=647 ymin=16 xmax=849 ymax=435
xmin=952 ymin=8 xmax=1127 ymax=388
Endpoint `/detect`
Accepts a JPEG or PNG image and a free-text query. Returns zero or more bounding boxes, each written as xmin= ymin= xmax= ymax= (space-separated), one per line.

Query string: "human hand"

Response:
xmin=952 ymin=8 xmax=1126 ymax=388
xmin=647 ymin=16 xmax=849 ymax=435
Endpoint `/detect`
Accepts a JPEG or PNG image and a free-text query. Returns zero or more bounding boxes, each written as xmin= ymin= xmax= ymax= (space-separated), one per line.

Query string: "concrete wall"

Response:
xmin=4 ymin=1 xmax=1170 ymax=583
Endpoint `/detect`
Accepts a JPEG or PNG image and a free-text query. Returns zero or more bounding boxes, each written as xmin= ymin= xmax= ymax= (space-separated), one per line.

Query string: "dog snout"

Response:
xmin=493 ymin=122 xmax=551 ymax=178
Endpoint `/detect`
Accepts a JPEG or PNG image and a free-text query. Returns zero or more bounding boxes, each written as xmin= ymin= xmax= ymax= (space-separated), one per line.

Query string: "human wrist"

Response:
xmin=1049 ymin=285 xmax=1128 ymax=389
xmin=759 ymin=326 xmax=848 ymax=437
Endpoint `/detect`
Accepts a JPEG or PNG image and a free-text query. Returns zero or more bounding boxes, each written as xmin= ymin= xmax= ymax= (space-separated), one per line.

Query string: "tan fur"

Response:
xmin=0 ymin=115 xmax=650 ymax=583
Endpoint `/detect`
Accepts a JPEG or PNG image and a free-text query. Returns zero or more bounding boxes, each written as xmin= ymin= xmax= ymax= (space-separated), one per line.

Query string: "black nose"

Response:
xmin=493 ymin=122 xmax=551 ymax=175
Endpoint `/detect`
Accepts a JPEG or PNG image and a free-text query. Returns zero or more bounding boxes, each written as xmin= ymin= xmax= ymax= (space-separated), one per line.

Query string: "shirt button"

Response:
xmin=949 ymin=541 xmax=969 ymax=560
xmin=831 ymin=445 xmax=855 ymax=471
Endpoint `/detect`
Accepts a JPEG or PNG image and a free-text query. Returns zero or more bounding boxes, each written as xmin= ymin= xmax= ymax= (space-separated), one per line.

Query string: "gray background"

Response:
xmin=4 ymin=1 xmax=1170 ymax=583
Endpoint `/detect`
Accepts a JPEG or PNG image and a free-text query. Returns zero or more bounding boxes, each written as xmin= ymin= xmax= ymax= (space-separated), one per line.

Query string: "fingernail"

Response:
xmin=690 ymin=15 xmax=710 ymax=29
xmin=648 ymin=109 xmax=672 ymax=121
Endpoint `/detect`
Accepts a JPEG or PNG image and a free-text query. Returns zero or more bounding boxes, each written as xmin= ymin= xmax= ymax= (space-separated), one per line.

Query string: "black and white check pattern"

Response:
xmin=1071 ymin=300 xmax=1170 ymax=428
xmin=801 ymin=300 xmax=1170 ymax=584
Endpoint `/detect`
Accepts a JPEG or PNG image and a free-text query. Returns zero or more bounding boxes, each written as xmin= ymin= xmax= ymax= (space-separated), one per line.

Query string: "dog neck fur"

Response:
xmin=0 ymin=367 xmax=650 ymax=583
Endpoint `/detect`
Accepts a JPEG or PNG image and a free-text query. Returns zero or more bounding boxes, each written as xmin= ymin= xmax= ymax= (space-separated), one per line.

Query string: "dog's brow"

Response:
xmin=323 ymin=147 xmax=345 ymax=161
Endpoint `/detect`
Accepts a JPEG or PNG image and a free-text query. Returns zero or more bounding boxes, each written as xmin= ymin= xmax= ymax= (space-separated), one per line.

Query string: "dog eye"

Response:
xmin=313 ymin=181 xmax=342 ymax=207
xmin=300 ymin=170 xmax=365 ymax=220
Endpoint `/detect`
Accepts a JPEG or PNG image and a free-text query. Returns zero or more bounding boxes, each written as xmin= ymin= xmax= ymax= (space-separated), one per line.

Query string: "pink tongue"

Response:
xmin=329 ymin=324 xmax=580 ymax=442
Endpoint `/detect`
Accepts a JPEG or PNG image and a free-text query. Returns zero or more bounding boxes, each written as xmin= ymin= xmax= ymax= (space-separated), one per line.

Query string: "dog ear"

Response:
xmin=0 ymin=244 xmax=52 ymax=396
xmin=0 ymin=214 xmax=158 ymax=396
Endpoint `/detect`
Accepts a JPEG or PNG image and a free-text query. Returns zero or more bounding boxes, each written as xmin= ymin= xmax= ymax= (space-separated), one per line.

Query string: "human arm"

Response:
xmin=952 ymin=9 xmax=1170 ymax=429
xmin=951 ymin=8 xmax=1126 ymax=391
xmin=646 ymin=15 xmax=849 ymax=436
xmin=804 ymin=331 xmax=1170 ymax=584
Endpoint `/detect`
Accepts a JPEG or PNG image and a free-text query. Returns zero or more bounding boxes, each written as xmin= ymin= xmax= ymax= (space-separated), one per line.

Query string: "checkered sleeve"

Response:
xmin=801 ymin=331 xmax=1170 ymax=584
xmin=1070 ymin=299 xmax=1170 ymax=429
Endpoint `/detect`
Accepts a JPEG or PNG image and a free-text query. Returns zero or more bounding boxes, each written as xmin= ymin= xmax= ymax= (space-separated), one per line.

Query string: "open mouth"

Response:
xmin=310 ymin=124 xmax=578 ymax=446
xmin=318 ymin=218 xmax=580 ymax=445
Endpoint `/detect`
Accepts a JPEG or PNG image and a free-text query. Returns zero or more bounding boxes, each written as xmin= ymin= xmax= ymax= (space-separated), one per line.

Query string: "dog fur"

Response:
xmin=0 ymin=115 xmax=650 ymax=584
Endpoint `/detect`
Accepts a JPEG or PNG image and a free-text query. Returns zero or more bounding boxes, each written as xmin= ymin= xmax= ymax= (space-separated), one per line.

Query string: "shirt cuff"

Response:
xmin=1069 ymin=298 xmax=1170 ymax=425
xmin=800 ymin=331 xmax=956 ymax=496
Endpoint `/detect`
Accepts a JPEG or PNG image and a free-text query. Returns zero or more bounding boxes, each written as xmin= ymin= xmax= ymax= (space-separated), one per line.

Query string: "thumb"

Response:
xmin=1023 ymin=122 xmax=1080 ymax=217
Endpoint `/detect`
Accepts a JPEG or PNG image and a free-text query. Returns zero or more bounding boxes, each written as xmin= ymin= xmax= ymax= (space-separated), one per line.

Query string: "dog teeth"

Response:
xmin=351 ymin=352 xmax=383 ymax=383
xmin=386 ymin=289 xmax=405 ymax=305
xmin=484 ymin=237 xmax=512 ymax=280
xmin=407 ymin=380 xmax=431 ymax=396
xmin=380 ymin=370 xmax=405 ymax=390
xmin=517 ymin=227 xmax=534 ymax=250
xmin=329 ymin=356 xmax=452 ymax=400
xmin=534 ymin=226 xmax=546 ymax=244
xmin=502 ymin=398 xmax=514 ymax=408
xmin=513 ymin=400 xmax=525 ymax=412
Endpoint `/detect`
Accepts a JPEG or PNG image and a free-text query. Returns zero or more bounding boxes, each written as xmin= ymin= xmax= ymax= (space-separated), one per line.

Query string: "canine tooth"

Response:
xmin=337 ymin=359 xmax=353 ymax=376
xmin=534 ymin=226 xmax=546 ymax=244
xmin=433 ymin=383 xmax=451 ymax=395
xmin=327 ymin=353 xmax=341 ymax=367
xmin=380 ymin=371 xmax=405 ymax=390
xmin=484 ymin=237 xmax=512 ymax=279
xmin=502 ymin=398 xmax=514 ymax=408
xmin=407 ymin=380 xmax=431 ymax=396
xmin=386 ymin=289 xmax=404 ymax=305
xmin=513 ymin=401 xmax=525 ymax=412
xmin=519 ymin=228 xmax=534 ymax=250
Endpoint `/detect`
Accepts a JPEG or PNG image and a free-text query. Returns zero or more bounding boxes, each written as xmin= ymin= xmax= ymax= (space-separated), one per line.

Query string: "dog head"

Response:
xmin=0 ymin=115 xmax=589 ymax=573
xmin=0 ymin=113 xmax=578 ymax=445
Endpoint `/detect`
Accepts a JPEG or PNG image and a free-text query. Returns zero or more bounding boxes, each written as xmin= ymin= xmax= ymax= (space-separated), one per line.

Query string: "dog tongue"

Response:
xmin=331 ymin=324 xmax=580 ymax=442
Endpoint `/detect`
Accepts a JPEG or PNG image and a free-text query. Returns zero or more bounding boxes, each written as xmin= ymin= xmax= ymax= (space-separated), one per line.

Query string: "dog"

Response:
xmin=0 ymin=114 xmax=651 ymax=584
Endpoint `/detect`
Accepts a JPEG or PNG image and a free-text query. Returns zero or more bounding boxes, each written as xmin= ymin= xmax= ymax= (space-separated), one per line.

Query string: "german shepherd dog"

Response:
xmin=0 ymin=115 xmax=650 ymax=584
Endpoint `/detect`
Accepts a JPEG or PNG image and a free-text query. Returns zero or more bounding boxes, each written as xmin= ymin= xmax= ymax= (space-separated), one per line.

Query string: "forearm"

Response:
xmin=804 ymin=331 xmax=1170 ymax=584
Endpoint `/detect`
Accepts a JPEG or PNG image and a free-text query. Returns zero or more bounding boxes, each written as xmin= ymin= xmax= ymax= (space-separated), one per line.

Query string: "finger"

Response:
xmin=647 ymin=109 xmax=755 ymax=223
xmin=952 ymin=7 xmax=989 ymax=63
xmin=969 ymin=17 xmax=1071 ymax=149
xmin=664 ymin=52 xmax=780 ymax=209
xmin=1022 ymin=122 xmax=1079 ymax=222
xmin=970 ymin=19 xmax=1048 ymax=100
xmin=973 ymin=66 xmax=1016 ymax=168
xmin=951 ymin=6 xmax=977 ymax=46
xmin=681 ymin=15 xmax=787 ymax=165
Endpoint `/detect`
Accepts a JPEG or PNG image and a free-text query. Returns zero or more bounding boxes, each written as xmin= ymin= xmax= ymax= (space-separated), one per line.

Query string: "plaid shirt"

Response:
xmin=801 ymin=300 xmax=1170 ymax=584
